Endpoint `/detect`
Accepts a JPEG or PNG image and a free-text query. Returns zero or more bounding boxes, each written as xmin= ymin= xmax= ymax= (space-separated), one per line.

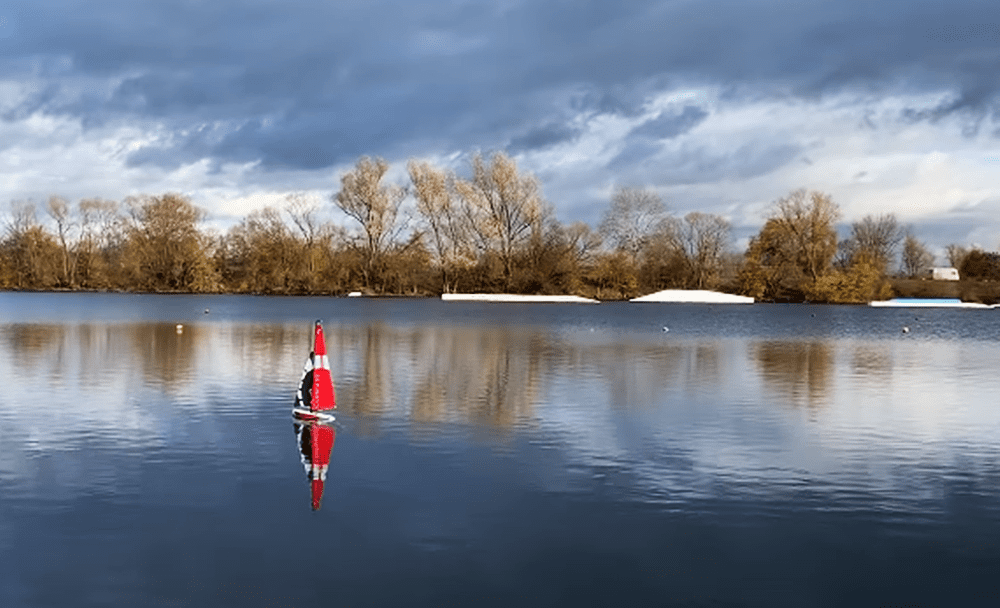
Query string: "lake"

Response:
xmin=1 ymin=292 xmax=999 ymax=607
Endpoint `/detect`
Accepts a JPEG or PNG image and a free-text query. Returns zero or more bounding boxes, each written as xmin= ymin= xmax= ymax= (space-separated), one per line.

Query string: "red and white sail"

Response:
xmin=294 ymin=320 xmax=336 ymax=419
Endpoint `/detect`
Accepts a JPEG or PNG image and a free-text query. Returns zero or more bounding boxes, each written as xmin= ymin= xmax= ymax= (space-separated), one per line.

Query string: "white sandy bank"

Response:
xmin=630 ymin=290 xmax=755 ymax=304
xmin=869 ymin=298 xmax=995 ymax=309
xmin=441 ymin=294 xmax=600 ymax=304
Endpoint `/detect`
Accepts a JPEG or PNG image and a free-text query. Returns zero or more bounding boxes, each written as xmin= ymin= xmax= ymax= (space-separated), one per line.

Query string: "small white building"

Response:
xmin=930 ymin=267 xmax=960 ymax=281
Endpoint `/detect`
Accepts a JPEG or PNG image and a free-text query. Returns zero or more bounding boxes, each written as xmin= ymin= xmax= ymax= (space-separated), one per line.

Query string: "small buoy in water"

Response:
xmin=902 ymin=326 xmax=910 ymax=333
xmin=176 ymin=324 xmax=183 ymax=334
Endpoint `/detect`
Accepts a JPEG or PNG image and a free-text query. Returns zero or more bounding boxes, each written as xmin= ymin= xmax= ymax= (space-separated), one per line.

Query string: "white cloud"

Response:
xmin=506 ymin=86 xmax=1000 ymax=246
xmin=2 ymin=78 xmax=1000 ymax=249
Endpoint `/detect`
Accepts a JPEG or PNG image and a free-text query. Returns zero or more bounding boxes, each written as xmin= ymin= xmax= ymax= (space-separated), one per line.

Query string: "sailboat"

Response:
xmin=294 ymin=419 xmax=336 ymax=511
xmin=292 ymin=320 xmax=337 ymax=423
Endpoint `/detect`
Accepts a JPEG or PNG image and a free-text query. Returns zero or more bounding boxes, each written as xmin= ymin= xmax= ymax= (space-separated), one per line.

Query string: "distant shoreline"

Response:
xmin=3 ymin=278 xmax=1000 ymax=305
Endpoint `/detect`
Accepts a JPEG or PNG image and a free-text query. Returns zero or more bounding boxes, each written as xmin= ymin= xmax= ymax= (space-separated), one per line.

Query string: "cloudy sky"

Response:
xmin=4 ymin=0 xmax=1000 ymax=253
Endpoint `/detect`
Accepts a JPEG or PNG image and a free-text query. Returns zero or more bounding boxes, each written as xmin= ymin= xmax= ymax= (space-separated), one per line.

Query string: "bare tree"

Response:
xmin=452 ymin=151 xmax=546 ymax=285
xmin=945 ymin=244 xmax=969 ymax=269
xmin=285 ymin=193 xmax=322 ymax=246
xmin=285 ymin=192 xmax=332 ymax=280
xmin=6 ymin=200 xmax=37 ymax=237
xmin=76 ymin=198 xmax=122 ymax=288
xmin=512 ymin=218 xmax=604 ymax=295
xmin=901 ymin=232 xmax=935 ymax=278
xmin=843 ymin=213 xmax=905 ymax=273
xmin=599 ymin=186 xmax=667 ymax=257
xmin=664 ymin=212 xmax=732 ymax=289
xmin=79 ymin=198 xmax=122 ymax=250
xmin=333 ymin=157 xmax=407 ymax=288
xmin=46 ymin=196 xmax=79 ymax=287
xmin=559 ymin=221 xmax=603 ymax=267
xmin=408 ymin=159 xmax=475 ymax=291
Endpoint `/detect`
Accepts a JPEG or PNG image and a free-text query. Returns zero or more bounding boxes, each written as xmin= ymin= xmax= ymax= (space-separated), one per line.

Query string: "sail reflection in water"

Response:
xmin=294 ymin=420 xmax=336 ymax=510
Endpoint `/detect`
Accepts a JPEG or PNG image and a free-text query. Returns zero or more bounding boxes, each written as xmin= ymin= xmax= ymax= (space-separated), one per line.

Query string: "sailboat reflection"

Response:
xmin=294 ymin=420 xmax=336 ymax=511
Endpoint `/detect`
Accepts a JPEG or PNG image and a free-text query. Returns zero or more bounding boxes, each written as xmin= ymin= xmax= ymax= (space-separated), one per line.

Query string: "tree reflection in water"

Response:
xmin=0 ymin=320 xmax=736 ymax=433
xmin=753 ymin=340 xmax=833 ymax=409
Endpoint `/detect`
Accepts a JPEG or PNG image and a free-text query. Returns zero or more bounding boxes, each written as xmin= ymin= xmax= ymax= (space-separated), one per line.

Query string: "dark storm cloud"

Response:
xmin=630 ymin=106 xmax=709 ymax=140
xmin=606 ymin=105 xmax=712 ymax=173
xmin=608 ymin=140 xmax=663 ymax=172
xmin=508 ymin=122 xmax=580 ymax=152
xmin=4 ymin=0 xmax=1000 ymax=173
xmin=610 ymin=139 xmax=802 ymax=187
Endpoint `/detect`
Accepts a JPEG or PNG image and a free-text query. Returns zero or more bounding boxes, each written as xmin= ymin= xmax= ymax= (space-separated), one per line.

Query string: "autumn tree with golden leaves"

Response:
xmin=122 ymin=193 xmax=218 ymax=292
xmin=739 ymin=190 xmax=839 ymax=299
xmin=771 ymin=189 xmax=840 ymax=283
xmin=2 ymin=201 xmax=61 ymax=290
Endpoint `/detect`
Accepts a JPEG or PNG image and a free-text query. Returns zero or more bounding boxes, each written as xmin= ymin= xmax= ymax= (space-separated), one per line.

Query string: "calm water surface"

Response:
xmin=1 ymin=293 xmax=999 ymax=607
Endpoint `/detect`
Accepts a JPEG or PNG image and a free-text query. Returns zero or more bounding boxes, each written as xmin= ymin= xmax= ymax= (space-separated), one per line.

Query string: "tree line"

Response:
xmin=0 ymin=151 xmax=988 ymax=302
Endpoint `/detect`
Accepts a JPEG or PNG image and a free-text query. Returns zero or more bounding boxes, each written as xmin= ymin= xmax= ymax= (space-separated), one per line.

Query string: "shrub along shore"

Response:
xmin=2 ymin=154 xmax=993 ymax=303
xmin=8 ymin=278 xmax=1000 ymax=305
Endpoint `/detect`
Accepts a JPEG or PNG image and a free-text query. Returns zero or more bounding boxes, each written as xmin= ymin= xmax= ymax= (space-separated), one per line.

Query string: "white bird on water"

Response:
xmin=902 ymin=326 xmax=910 ymax=334
xmin=662 ymin=326 xmax=669 ymax=332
